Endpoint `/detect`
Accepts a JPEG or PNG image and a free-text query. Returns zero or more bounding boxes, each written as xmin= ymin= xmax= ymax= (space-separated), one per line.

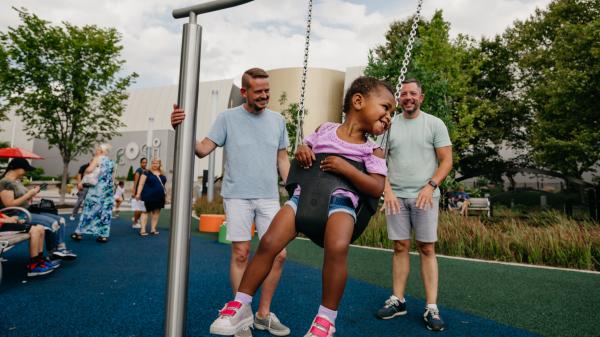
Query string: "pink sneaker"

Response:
xmin=209 ymin=300 xmax=254 ymax=336
xmin=304 ymin=315 xmax=335 ymax=337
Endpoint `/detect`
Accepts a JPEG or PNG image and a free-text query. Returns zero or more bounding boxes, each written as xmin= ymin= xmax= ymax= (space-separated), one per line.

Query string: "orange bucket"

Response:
xmin=199 ymin=214 xmax=226 ymax=233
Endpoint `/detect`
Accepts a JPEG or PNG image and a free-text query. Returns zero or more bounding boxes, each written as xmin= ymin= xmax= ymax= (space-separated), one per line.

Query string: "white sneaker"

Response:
xmin=132 ymin=223 xmax=141 ymax=229
xmin=209 ymin=300 xmax=253 ymax=336
xmin=304 ymin=315 xmax=335 ymax=337
xmin=234 ymin=327 xmax=253 ymax=337
xmin=254 ymin=312 xmax=290 ymax=336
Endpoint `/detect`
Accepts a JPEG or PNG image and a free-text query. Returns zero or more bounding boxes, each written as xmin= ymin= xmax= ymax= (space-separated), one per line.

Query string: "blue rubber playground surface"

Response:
xmin=1 ymin=214 xmax=543 ymax=336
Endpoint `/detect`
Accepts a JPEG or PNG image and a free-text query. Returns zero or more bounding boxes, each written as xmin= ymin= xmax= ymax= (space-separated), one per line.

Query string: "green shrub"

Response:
xmin=193 ymin=194 xmax=224 ymax=216
xmin=26 ymin=167 xmax=45 ymax=180
xmin=127 ymin=166 xmax=135 ymax=181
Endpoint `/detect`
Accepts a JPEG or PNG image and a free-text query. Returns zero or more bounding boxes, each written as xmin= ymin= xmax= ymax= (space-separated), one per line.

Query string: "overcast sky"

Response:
xmin=1 ymin=0 xmax=553 ymax=89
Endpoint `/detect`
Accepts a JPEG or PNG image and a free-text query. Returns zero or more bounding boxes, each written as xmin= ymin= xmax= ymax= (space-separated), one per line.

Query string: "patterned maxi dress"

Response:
xmin=76 ymin=156 xmax=115 ymax=237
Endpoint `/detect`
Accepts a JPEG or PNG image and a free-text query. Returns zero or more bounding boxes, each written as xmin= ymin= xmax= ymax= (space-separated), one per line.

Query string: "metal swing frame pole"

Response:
xmin=167 ymin=2 xmax=253 ymax=337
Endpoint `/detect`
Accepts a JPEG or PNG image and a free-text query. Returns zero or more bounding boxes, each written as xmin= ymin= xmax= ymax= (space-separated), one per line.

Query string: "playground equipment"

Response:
xmin=167 ymin=1 xmax=253 ymax=337
xmin=167 ymin=0 xmax=423 ymax=335
xmin=286 ymin=0 xmax=423 ymax=247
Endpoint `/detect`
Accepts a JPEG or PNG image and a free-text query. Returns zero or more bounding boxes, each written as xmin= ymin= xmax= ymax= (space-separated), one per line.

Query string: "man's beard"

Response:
xmin=250 ymin=99 xmax=268 ymax=112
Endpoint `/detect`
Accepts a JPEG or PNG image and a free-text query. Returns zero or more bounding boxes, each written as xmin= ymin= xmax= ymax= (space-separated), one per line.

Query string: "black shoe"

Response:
xmin=424 ymin=307 xmax=445 ymax=331
xmin=376 ymin=295 xmax=407 ymax=319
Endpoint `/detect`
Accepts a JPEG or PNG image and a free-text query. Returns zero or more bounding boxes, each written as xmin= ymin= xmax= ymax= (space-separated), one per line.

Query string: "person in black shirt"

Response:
xmin=130 ymin=157 xmax=147 ymax=228
xmin=70 ymin=161 xmax=90 ymax=220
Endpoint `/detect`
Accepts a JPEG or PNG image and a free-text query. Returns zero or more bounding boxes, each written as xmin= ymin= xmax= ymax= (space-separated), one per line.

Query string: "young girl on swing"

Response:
xmin=209 ymin=76 xmax=395 ymax=337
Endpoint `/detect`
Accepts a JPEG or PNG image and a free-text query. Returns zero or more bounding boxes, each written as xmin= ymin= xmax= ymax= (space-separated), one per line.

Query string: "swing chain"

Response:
xmin=296 ymin=0 xmax=313 ymax=151
xmin=381 ymin=0 xmax=423 ymax=158
xmin=394 ymin=0 xmax=423 ymax=101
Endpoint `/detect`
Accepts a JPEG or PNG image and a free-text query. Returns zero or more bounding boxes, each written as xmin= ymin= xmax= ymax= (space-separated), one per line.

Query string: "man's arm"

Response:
xmin=172 ymin=104 xmax=220 ymax=159
xmin=431 ymin=146 xmax=453 ymax=187
xmin=195 ymin=137 xmax=218 ymax=158
xmin=415 ymin=145 xmax=453 ymax=209
xmin=277 ymin=149 xmax=290 ymax=183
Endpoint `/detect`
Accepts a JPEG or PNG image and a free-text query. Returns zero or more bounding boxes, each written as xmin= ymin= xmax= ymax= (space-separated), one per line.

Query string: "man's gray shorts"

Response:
xmin=386 ymin=197 xmax=439 ymax=243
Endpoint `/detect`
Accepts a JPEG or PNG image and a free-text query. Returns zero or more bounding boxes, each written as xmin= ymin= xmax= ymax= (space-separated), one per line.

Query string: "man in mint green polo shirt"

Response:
xmin=376 ymin=78 xmax=453 ymax=332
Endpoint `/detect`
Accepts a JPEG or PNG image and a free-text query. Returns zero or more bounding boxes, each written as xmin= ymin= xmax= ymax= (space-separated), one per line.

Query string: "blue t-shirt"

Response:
xmin=455 ymin=191 xmax=469 ymax=201
xmin=207 ymin=105 xmax=289 ymax=199
xmin=386 ymin=111 xmax=452 ymax=198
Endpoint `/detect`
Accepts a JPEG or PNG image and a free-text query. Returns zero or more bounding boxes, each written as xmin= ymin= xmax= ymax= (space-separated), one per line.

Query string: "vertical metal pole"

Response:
xmin=165 ymin=12 xmax=201 ymax=337
xmin=207 ymin=89 xmax=218 ymax=202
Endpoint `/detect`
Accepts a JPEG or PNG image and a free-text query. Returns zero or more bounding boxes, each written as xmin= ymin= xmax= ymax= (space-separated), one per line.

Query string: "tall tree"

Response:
xmin=0 ymin=8 xmax=137 ymax=203
xmin=506 ymin=0 xmax=600 ymax=179
xmin=366 ymin=10 xmax=527 ymax=182
xmin=278 ymin=92 xmax=303 ymax=154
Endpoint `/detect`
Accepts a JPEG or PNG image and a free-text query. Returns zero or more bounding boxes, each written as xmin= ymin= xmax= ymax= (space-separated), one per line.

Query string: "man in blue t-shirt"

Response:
xmin=449 ymin=185 xmax=470 ymax=216
xmin=171 ymin=68 xmax=291 ymax=337
xmin=376 ymin=79 xmax=453 ymax=332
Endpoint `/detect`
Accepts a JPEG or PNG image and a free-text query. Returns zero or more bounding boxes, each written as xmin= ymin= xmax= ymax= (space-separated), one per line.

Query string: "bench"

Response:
xmin=467 ymin=197 xmax=492 ymax=217
xmin=0 ymin=232 xmax=30 ymax=286
xmin=0 ymin=207 xmax=33 ymax=286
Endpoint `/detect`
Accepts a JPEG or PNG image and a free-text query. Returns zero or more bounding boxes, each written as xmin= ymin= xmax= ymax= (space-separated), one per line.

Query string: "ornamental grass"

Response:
xmin=355 ymin=209 xmax=600 ymax=271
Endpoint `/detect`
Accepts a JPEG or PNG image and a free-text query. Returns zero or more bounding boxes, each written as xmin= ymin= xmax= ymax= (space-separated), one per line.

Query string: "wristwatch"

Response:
xmin=427 ymin=179 xmax=438 ymax=189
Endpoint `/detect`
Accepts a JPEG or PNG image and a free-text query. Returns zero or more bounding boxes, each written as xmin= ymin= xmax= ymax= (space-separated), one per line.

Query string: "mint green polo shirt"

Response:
xmin=386 ymin=111 xmax=451 ymax=198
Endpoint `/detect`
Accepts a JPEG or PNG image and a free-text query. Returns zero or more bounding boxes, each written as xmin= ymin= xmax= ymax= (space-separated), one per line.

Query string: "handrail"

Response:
xmin=173 ymin=0 xmax=254 ymax=18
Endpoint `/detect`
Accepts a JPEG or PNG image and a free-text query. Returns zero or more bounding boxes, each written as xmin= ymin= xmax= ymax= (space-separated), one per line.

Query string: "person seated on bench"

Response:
xmin=0 ymin=158 xmax=77 ymax=261
xmin=0 ymin=212 xmax=55 ymax=277
xmin=448 ymin=185 xmax=470 ymax=216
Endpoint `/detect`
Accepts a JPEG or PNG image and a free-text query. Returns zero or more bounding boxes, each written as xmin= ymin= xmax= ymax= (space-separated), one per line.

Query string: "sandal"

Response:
xmin=70 ymin=233 xmax=82 ymax=241
xmin=139 ymin=232 xmax=149 ymax=237
xmin=96 ymin=236 xmax=108 ymax=243
xmin=150 ymin=231 xmax=159 ymax=236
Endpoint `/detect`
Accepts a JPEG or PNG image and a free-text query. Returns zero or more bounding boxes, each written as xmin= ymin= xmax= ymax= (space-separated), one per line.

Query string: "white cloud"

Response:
xmin=0 ymin=0 xmax=553 ymax=88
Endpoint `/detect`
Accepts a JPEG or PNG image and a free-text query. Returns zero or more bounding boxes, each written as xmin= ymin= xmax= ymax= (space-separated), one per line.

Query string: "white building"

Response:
xmin=0 ymin=67 xmax=351 ymax=188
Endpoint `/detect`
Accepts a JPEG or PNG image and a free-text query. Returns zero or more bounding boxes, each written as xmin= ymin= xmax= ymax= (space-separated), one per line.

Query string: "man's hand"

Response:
xmin=415 ymin=184 xmax=435 ymax=209
xmin=171 ymin=104 xmax=185 ymax=128
xmin=380 ymin=189 xmax=401 ymax=215
xmin=295 ymin=145 xmax=315 ymax=169
xmin=319 ymin=156 xmax=351 ymax=175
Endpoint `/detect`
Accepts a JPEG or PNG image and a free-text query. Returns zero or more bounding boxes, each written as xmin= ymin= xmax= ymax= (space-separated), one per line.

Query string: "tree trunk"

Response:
xmin=60 ymin=160 xmax=70 ymax=205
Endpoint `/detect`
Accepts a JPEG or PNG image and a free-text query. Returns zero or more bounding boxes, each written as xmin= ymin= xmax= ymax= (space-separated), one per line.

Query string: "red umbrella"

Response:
xmin=0 ymin=147 xmax=44 ymax=159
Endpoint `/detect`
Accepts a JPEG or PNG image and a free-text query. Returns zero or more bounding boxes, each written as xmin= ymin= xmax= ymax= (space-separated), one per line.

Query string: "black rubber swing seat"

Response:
xmin=285 ymin=153 xmax=379 ymax=248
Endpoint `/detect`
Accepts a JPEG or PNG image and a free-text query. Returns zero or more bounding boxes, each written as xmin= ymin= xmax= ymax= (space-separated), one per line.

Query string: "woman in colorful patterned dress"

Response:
xmin=72 ymin=144 xmax=115 ymax=243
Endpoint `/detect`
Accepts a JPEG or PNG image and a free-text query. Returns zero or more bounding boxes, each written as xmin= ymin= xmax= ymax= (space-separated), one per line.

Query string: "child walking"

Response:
xmin=209 ymin=76 xmax=395 ymax=337
xmin=113 ymin=181 xmax=125 ymax=218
